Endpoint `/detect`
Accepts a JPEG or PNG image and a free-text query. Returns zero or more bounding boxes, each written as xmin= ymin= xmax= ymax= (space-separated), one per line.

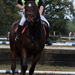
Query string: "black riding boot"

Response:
xmin=15 ymin=25 xmax=22 ymax=42
xmin=46 ymin=27 xmax=52 ymax=45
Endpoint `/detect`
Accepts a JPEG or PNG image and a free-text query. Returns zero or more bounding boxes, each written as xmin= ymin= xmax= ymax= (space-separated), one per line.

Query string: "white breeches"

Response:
xmin=19 ymin=14 xmax=50 ymax=27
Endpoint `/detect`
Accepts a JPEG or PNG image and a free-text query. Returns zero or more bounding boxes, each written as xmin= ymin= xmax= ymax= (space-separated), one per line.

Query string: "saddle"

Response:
xmin=15 ymin=20 xmax=47 ymax=36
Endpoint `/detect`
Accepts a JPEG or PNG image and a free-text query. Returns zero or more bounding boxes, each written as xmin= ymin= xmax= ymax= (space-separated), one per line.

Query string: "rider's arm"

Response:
xmin=16 ymin=0 xmax=24 ymax=10
xmin=39 ymin=6 xmax=44 ymax=15
xmin=16 ymin=4 xmax=24 ymax=10
xmin=39 ymin=0 xmax=44 ymax=15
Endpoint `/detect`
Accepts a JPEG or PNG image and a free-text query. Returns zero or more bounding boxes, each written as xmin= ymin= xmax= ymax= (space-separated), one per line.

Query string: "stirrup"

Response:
xmin=15 ymin=35 xmax=21 ymax=42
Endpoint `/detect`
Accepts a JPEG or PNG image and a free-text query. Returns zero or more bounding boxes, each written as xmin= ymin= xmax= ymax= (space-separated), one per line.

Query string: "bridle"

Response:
xmin=24 ymin=1 xmax=41 ymax=24
xmin=24 ymin=1 xmax=42 ymax=42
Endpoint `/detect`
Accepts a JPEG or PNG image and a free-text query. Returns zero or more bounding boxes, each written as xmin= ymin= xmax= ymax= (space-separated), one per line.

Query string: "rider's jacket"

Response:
xmin=18 ymin=0 xmax=44 ymax=8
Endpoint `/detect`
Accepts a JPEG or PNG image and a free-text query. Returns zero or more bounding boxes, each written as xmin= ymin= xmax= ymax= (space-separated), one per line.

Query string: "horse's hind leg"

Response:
xmin=29 ymin=53 xmax=41 ymax=75
xmin=10 ymin=45 xmax=16 ymax=75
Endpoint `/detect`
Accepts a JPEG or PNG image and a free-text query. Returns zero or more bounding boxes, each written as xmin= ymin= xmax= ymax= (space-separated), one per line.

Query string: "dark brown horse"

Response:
xmin=9 ymin=1 xmax=46 ymax=75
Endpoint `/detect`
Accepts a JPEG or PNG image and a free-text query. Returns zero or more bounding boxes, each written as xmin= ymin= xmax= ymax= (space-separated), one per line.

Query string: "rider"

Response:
xmin=15 ymin=0 xmax=52 ymax=45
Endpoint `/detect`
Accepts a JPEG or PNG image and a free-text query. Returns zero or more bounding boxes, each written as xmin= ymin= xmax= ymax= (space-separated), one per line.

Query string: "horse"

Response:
xmin=9 ymin=1 xmax=46 ymax=75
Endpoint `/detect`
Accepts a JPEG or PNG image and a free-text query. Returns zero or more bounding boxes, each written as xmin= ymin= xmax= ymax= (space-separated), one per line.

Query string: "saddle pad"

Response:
xmin=15 ymin=25 xmax=28 ymax=33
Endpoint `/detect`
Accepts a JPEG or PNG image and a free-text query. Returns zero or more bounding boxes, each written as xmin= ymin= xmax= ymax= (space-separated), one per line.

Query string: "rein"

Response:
xmin=24 ymin=20 xmax=42 ymax=43
xmin=25 ymin=16 xmax=41 ymax=43
xmin=33 ymin=18 xmax=41 ymax=23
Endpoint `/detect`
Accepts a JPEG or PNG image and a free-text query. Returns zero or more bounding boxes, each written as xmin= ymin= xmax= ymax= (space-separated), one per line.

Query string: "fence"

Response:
xmin=0 ymin=34 xmax=75 ymax=43
xmin=0 ymin=35 xmax=75 ymax=66
xmin=1 ymin=70 xmax=75 ymax=75
xmin=0 ymin=45 xmax=75 ymax=66
xmin=49 ymin=35 xmax=75 ymax=43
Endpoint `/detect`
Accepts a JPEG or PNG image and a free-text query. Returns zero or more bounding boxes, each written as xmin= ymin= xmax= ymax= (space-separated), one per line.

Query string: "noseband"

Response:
xmin=25 ymin=13 xmax=41 ymax=25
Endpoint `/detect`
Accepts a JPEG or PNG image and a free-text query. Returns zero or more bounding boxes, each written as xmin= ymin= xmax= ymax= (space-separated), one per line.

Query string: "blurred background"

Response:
xmin=0 ymin=0 xmax=75 ymax=43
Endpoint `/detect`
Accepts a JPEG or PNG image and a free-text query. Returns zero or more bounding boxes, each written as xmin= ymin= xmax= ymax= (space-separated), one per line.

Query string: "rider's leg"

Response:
xmin=15 ymin=15 xmax=26 ymax=41
xmin=46 ymin=26 xmax=52 ymax=45
xmin=40 ymin=15 xmax=52 ymax=45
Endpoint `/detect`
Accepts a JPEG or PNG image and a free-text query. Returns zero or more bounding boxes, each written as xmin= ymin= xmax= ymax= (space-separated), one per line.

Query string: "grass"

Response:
xmin=1 ymin=64 xmax=75 ymax=71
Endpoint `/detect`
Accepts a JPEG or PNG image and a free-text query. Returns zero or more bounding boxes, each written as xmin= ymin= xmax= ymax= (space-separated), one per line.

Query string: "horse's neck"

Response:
xmin=27 ymin=20 xmax=41 ymax=37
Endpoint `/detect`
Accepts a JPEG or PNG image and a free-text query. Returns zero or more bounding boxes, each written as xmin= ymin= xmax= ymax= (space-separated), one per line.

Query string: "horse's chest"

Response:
xmin=25 ymin=43 xmax=43 ymax=51
xmin=29 ymin=44 xmax=40 ymax=50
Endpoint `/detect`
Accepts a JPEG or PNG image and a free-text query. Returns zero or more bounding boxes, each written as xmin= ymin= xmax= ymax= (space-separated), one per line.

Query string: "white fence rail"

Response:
xmin=0 ymin=70 xmax=75 ymax=74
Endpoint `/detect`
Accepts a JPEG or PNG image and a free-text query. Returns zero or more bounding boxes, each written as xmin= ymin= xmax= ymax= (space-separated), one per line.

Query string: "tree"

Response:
xmin=44 ymin=0 xmax=75 ymax=35
xmin=67 ymin=17 xmax=75 ymax=32
xmin=0 ymin=0 xmax=20 ymax=35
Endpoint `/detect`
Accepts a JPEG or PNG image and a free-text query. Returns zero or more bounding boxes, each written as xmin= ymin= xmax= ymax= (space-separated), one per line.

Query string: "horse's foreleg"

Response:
xmin=10 ymin=50 xmax=16 ymax=75
xmin=29 ymin=53 xmax=41 ymax=75
xmin=20 ymin=49 xmax=27 ymax=75
xmin=21 ymin=57 xmax=27 ymax=75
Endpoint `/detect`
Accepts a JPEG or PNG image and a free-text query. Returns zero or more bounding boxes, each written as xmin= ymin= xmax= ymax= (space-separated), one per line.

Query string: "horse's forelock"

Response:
xmin=25 ymin=1 xmax=39 ymax=21
xmin=25 ymin=1 xmax=38 ymax=12
xmin=25 ymin=1 xmax=37 ymax=7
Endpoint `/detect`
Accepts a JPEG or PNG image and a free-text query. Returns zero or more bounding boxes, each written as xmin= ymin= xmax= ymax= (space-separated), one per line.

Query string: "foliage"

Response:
xmin=67 ymin=18 xmax=75 ymax=33
xmin=0 ymin=0 xmax=20 ymax=35
xmin=0 ymin=0 xmax=75 ymax=35
xmin=44 ymin=0 xmax=75 ymax=35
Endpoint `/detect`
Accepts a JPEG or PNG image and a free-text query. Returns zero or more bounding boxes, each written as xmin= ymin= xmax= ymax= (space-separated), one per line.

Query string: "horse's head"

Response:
xmin=25 ymin=1 xmax=40 ymax=25
xmin=24 ymin=1 xmax=42 ymax=39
